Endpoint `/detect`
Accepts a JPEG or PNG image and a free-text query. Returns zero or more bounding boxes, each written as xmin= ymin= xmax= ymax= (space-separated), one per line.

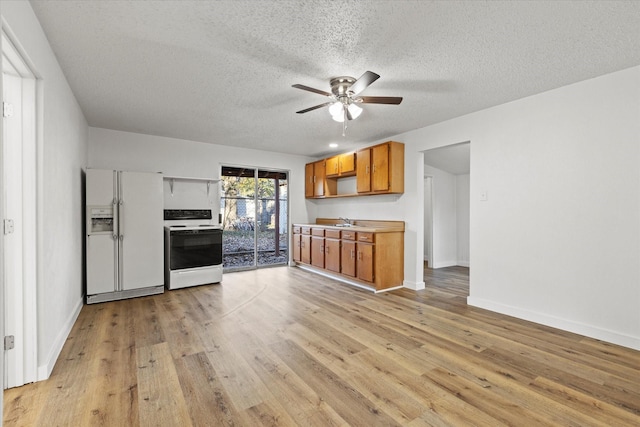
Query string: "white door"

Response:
xmin=119 ymin=171 xmax=163 ymax=290
xmin=2 ymin=32 xmax=37 ymax=388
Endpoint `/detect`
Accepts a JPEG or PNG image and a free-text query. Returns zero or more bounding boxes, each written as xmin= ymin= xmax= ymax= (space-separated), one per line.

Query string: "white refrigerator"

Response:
xmin=86 ymin=169 xmax=164 ymax=303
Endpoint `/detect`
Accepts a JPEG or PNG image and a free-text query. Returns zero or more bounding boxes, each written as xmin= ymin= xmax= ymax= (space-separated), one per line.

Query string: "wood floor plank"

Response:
xmin=269 ymin=339 xmax=399 ymax=426
xmin=136 ymin=342 xmax=192 ymax=427
xmin=4 ymin=266 xmax=640 ymax=426
xmin=173 ymin=351 xmax=245 ymax=426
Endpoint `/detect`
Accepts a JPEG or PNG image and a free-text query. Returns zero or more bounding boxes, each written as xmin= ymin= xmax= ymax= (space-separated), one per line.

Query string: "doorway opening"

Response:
xmin=422 ymin=142 xmax=470 ymax=292
xmin=220 ymin=166 xmax=288 ymax=271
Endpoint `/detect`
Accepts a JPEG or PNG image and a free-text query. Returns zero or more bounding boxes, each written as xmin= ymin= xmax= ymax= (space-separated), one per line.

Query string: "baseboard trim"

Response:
xmin=457 ymin=261 xmax=470 ymax=267
xmin=431 ymin=261 xmax=457 ymax=269
xmin=403 ymin=280 xmax=425 ymax=290
xmin=37 ymin=295 xmax=83 ymax=381
xmin=467 ymin=296 xmax=640 ymax=351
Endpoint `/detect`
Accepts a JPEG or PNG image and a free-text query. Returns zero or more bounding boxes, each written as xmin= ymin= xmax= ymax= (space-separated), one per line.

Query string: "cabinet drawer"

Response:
xmin=293 ymin=226 xmax=301 ymax=234
xmin=301 ymin=227 xmax=311 ymax=235
xmin=357 ymin=232 xmax=375 ymax=243
xmin=325 ymin=229 xmax=341 ymax=239
xmin=341 ymin=231 xmax=356 ymax=241
xmin=312 ymin=228 xmax=325 ymax=237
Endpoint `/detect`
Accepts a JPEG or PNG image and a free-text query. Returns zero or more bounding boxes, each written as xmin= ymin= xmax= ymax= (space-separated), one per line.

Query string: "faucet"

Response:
xmin=339 ymin=217 xmax=351 ymax=225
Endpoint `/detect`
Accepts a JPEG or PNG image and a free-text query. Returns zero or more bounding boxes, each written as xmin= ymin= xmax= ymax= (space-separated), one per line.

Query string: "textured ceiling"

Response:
xmin=29 ymin=0 xmax=640 ymax=157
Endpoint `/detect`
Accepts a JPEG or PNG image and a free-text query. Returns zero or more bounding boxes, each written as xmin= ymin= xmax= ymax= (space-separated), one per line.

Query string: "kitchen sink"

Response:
xmin=334 ymin=223 xmax=353 ymax=227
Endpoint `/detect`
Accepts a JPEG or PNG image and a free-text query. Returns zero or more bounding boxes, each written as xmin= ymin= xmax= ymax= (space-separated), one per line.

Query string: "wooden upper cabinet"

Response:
xmin=306 ymin=141 xmax=403 ymax=198
xmin=356 ymin=147 xmax=371 ymax=193
xmin=372 ymin=144 xmax=390 ymax=192
xmin=314 ymin=160 xmax=325 ymax=197
xmin=325 ymin=156 xmax=339 ymax=177
xmin=304 ymin=163 xmax=314 ymax=198
xmin=359 ymin=141 xmax=404 ymax=194
xmin=326 ymin=152 xmax=356 ymax=177
xmin=306 ymin=160 xmax=332 ymax=197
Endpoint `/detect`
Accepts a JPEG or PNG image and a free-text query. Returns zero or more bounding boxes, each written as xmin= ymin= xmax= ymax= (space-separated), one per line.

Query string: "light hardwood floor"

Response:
xmin=4 ymin=266 xmax=640 ymax=426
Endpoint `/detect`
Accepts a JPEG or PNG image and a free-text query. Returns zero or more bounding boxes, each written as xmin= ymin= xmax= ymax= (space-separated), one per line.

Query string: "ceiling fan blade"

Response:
xmin=296 ymin=102 xmax=333 ymax=114
xmin=348 ymin=71 xmax=380 ymax=95
xmin=292 ymin=84 xmax=332 ymax=97
xmin=359 ymin=96 xmax=403 ymax=105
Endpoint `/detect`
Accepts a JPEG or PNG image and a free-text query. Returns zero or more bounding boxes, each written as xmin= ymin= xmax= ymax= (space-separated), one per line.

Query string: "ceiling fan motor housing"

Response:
xmin=330 ymin=76 xmax=357 ymax=97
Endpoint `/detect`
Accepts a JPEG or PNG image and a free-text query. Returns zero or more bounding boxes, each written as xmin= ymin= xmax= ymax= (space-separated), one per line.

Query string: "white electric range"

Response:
xmin=164 ymin=209 xmax=222 ymax=289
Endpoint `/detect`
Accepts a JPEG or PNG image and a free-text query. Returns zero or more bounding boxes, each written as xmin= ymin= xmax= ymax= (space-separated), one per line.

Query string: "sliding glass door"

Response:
xmin=220 ymin=166 xmax=288 ymax=271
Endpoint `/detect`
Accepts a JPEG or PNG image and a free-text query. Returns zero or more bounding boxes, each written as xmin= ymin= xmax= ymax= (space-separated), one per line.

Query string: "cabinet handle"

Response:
xmin=313 ymin=176 xmax=316 ymax=183
xmin=325 ymin=246 xmax=329 ymax=254
xmin=301 ymin=241 xmax=305 ymax=248
xmin=372 ymin=164 xmax=376 ymax=174
xmin=366 ymin=165 xmax=370 ymax=174
xmin=351 ymin=249 xmax=355 ymax=259
xmin=358 ymin=251 xmax=362 ymax=260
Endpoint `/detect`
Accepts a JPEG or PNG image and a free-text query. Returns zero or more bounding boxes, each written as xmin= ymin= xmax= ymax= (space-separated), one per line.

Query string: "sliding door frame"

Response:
xmin=220 ymin=163 xmax=290 ymax=272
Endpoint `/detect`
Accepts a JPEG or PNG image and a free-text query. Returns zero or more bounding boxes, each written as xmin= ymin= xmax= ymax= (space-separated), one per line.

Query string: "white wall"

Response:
xmin=2 ymin=2 xmax=89 ymax=378
xmin=456 ymin=174 xmax=470 ymax=267
xmin=422 ymin=167 xmax=470 ymax=268
xmin=88 ymin=127 xmax=315 ymax=226
xmin=397 ymin=66 xmax=640 ymax=350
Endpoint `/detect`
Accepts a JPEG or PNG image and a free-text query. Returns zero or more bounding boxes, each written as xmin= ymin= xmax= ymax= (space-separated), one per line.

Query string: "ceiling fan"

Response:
xmin=292 ymin=71 xmax=402 ymax=133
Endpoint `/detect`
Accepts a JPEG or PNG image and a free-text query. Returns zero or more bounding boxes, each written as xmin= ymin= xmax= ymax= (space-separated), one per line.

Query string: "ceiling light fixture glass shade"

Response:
xmin=329 ymin=102 xmax=343 ymax=119
xmin=330 ymin=102 xmax=362 ymax=122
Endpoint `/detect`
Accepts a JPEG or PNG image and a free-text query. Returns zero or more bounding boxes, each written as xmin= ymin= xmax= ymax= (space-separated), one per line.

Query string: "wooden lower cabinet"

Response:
xmin=324 ymin=229 xmax=341 ymax=273
xmin=356 ymin=243 xmax=374 ymax=282
xmin=300 ymin=227 xmax=311 ymax=264
xmin=341 ymin=240 xmax=356 ymax=277
xmin=291 ymin=227 xmax=302 ymax=262
xmin=311 ymin=236 xmax=324 ymax=268
xmin=293 ymin=223 xmax=403 ymax=292
xmin=324 ymin=238 xmax=341 ymax=273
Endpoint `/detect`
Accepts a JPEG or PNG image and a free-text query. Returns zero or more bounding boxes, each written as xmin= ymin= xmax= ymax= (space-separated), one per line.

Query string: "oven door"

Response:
xmin=169 ymin=228 xmax=222 ymax=270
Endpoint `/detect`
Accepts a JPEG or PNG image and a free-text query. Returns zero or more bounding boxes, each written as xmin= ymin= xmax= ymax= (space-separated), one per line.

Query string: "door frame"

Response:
xmin=423 ymin=175 xmax=434 ymax=269
xmin=219 ymin=163 xmax=290 ymax=271
xmin=2 ymin=28 xmax=39 ymax=388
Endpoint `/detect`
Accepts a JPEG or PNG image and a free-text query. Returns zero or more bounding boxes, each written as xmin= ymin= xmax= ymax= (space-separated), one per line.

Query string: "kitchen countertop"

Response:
xmin=293 ymin=218 xmax=405 ymax=233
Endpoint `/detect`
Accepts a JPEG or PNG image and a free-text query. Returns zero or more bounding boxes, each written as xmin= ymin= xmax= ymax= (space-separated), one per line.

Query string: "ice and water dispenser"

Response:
xmin=87 ymin=206 xmax=114 ymax=234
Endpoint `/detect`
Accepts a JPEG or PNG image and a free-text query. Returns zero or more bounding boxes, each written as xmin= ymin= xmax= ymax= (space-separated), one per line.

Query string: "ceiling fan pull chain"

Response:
xmin=342 ymin=107 xmax=347 ymax=136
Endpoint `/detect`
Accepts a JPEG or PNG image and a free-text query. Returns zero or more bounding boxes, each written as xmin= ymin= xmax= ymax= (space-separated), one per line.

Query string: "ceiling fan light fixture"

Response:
xmin=329 ymin=101 xmax=343 ymax=117
xmin=348 ymin=103 xmax=362 ymax=119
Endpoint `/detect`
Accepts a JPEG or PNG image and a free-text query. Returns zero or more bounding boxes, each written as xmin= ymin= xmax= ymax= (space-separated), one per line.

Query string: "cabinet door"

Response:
xmin=325 ymin=238 xmax=341 ymax=273
xmin=305 ymin=163 xmax=314 ymax=198
xmin=311 ymin=236 xmax=325 ymax=268
xmin=356 ymin=148 xmax=371 ymax=193
xmin=301 ymin=235 xmax=311 ymax=264
xmin=292 ymin=233 xmax=301 ymax=262
xmin=357 ymin=243 xmax=374 ymax=282
xmin=341 ymin=240 xmax=356 ymax=277
xmin=372 ymin=143 xmax=390 ymax=192
xmin=339 ymin=153 xmax=356 ymax=175
xmin=325 ymin=156 xmax=339 ymax=177
xmin=314 ymin=160 xmax=325 ymax=197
